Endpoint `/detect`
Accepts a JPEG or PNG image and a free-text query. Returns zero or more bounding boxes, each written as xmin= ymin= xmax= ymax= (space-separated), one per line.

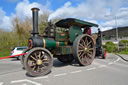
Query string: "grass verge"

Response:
xmin=119 ymin=51 xmax=128 ymax=55
xmin=0 ymin=50 xmax=10 ymax=58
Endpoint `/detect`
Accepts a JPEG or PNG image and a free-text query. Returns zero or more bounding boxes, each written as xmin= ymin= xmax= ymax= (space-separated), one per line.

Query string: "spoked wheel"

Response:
xmin=73 ymin=34 xmax=96 ymax=66
xmin=20 ymin=49 xmax=30 ymax=68
xmin=57 ymin=55 xmax=74 ymax=63
xmin=24 ymin=47 xmax=53 ymax=77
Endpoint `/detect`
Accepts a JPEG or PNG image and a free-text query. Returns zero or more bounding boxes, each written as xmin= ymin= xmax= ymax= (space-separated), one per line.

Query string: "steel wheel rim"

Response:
xmin=26 ymin=50 xmax=52 ymax=73
xmin=77 ymin=36 xmax=95 ymax=65
xmin=21 ymin=49 xmax=29 ymax=67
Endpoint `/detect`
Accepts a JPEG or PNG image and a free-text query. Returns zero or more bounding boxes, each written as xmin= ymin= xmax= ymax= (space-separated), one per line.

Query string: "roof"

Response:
xmin=55 ymin=18 xmax=99 ymax=28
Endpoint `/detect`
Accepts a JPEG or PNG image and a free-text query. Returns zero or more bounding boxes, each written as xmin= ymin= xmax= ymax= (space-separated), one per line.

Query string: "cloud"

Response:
xmin=0 ymin=8 xmax=12 ymax=31
xmin=101 ymin=7 xmax=128 ymax=29
xmin=48 ymin=0 xmax=128 ymax=31
xmin=100 ymin=27 xmax=113 ymax=31
xmin=1 ymin=0 xmax=128 ymax=31
xmin=0 ymin=8 xmax=5 ymax=23
xmin=102 ymin=18 xmax=128 ymax=27
xmin=0 ymin=0 xmax=51 ymax=31
xmin=48 ymin=0 xmax=111 ymax=21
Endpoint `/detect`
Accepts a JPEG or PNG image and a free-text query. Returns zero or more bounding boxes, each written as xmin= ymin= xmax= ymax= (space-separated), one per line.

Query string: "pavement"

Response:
xmin=0 ymin=53 xmax=128 ymax=85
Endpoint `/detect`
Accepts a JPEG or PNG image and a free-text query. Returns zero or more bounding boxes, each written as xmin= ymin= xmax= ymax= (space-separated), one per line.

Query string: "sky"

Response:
xmin=0 ymin=0 xmax=128 ymax=32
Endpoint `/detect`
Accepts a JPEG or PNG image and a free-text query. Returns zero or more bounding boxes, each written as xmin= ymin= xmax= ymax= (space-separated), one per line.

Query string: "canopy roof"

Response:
xmin=55 ymin=18 xmax=98 ymax=28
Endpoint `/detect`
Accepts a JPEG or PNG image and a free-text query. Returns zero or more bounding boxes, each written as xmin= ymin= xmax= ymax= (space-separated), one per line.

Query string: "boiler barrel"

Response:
xmin=42 ymin=38 xmax=67 ymax=48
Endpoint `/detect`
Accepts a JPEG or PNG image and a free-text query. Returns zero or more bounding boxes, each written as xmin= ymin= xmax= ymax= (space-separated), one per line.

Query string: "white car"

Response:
xmin=11 ymin=47 xmax=28 ymax=60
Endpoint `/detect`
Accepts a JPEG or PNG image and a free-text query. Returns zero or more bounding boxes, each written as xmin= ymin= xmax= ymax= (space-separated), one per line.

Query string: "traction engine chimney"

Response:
xmin=31 ymin=8 xmax=40 ymax=36
xmin=28 ymin=8 xmax=43 ymax=49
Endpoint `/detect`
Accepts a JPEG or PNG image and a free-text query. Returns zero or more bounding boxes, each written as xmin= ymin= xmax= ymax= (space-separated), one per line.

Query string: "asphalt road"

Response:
xmin=0 ymin=53 xmax=128 ymax=85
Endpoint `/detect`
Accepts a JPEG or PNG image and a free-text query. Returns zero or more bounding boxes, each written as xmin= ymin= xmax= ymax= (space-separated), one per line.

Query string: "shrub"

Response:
xmin=104 ymin=41 xmax=117 ymax=53
xmin=119 ymin=40 xmax=128 ymax=46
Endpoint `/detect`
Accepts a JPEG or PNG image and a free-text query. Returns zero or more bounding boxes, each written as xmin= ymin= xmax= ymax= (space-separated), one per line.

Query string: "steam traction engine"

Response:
xmin=21 ymin=8 xmax=99 ymax=76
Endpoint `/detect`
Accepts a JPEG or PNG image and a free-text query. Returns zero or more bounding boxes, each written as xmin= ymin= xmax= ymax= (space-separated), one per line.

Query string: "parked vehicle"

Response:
xmin=11 ymin=47 xmax=28 ymax=60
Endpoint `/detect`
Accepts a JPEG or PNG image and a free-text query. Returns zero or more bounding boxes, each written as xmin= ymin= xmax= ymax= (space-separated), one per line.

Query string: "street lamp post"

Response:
xmin=115 ymin=16 xmax=119 ymax=52
xmin=104 ymin=15 xmax=119 ymax=52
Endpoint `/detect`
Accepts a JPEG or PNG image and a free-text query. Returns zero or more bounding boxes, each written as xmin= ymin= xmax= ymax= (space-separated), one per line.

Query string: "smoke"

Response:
xmin=48 ymin=2 xmax=73 ymax=21
xmin=16 ymin=0 xmax=50 ymax=19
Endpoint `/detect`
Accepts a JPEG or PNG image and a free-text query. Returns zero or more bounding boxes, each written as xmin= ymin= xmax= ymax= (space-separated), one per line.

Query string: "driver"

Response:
xmin=83 ymin=27 xmax=91 ymax=35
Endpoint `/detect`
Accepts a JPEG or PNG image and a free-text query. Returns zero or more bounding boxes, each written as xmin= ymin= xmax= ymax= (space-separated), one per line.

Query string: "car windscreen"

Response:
xmin=17 ymin=47 xmax=27 ymax=50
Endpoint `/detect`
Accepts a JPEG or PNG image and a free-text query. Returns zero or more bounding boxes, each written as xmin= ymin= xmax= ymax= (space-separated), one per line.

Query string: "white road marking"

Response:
xmin=117 ymin=57 xmax=128 ymax=63
xmin=11 ymin=79 xmax=42 ymax=85
xmin=113 ymin=57 xmax=120 ymax=63
xmin=87 ymin=67 xmax=96 ymax=71
xmin=113 ymin=61 xmax=116 ymax=63
xmin=115 ymin=55 xmax=128 ymax=64
xmin=108 ymin=62 xmax=113 ymax=65
xmin=33 ymin=76 xmax=49 ymax=80
xmin=116 ymin=57 xmax=120 ymax=62
xmin=54 ymin=73 xmax=67 ymax=77
xmin=22 ymin=84 xmax=27 ymax=85
xmin=107 ymin=57 xmax=120 ymax=65
xmin=11 ymin=79 xmax=26 ymax=83
xmin=98 ymin=65 xmax=107 ymax=68
xmin=70 ymin=70 xmax=82 ymax=74
xmin=92 ymin=62 xmax=103 ymax=66
xmin=0 ymin=82 xmax=3 ymax=85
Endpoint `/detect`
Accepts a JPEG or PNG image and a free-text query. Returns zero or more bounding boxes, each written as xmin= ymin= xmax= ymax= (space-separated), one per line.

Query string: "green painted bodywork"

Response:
xmin=44 ymin=38 xmax=72 ymax=55
xmin=55 ymin=32 xmax=68 ymax=41
xmin=44 ymin=38 xmax=67 ymax=48
xmin=69 ymin=26 xmax=82 ymax=42
xmin=55 ymin=46 xmax=72 ymax=55
xmin=45 ymin=38 xmax=56 ymax=48
xmin=55 ymin=18 xmax=98 ymax=43
xmin=42 ymin=18 xmax=99 ymax=55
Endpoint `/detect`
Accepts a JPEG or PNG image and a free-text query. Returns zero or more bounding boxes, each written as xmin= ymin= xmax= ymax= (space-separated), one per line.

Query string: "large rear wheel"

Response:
xmin=73 ymin=34 xmax=96 ymax=66
xmin=24 ymin=47 xmax=53 ymax=77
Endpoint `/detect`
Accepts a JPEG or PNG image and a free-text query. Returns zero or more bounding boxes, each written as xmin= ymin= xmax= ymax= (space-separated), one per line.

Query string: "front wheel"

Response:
xmin=24 ymin=47 xmax=53 ymax=77
xmin=20 ymin=49 xmax=30 ymax=68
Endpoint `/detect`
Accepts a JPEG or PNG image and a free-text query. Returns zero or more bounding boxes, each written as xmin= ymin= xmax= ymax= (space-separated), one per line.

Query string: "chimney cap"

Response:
xmin=31 ymin=8 xmax=40 ymax=11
